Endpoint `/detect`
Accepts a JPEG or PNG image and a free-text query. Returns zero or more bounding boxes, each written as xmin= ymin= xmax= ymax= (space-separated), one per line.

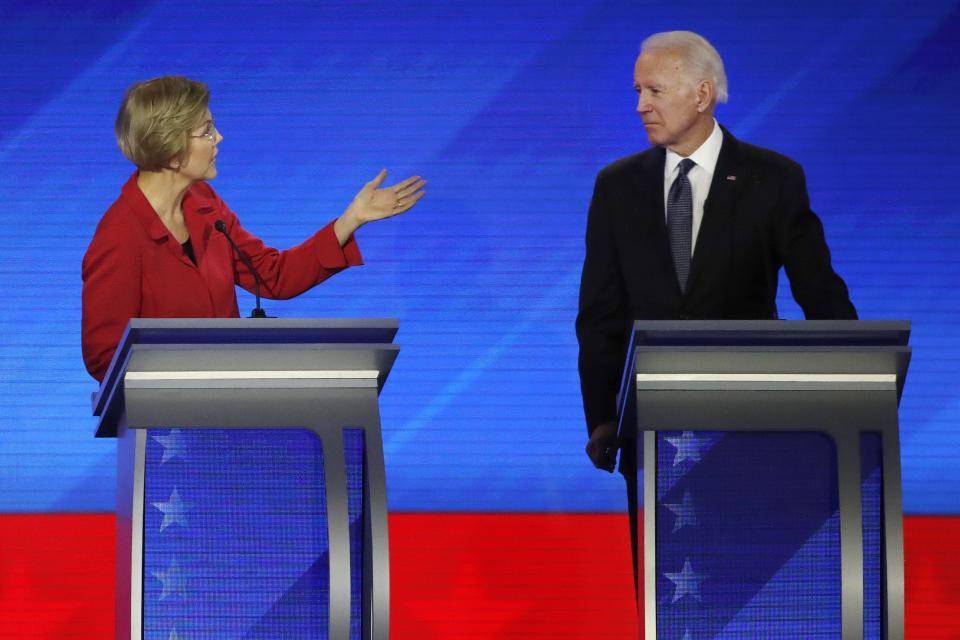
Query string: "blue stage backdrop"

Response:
xmin=0 ymin=0 xmax=957 ymax=515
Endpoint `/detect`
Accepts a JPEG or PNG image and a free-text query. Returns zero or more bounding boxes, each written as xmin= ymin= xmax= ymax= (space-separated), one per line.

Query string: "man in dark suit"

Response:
xmin=576 ymin=31 xmax=857 ymax=581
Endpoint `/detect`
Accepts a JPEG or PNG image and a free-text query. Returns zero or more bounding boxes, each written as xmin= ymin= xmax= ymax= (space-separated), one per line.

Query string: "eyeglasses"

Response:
xmin=189 ymin=123 xmax=218 ymax=142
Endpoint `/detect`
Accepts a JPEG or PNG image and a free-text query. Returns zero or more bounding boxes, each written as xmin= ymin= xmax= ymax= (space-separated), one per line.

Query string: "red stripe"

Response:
xmin=0 ymin=514 xmax=114 ymax=639
xmin=1 ymin=513 xmax=957 ymax=638
xmin=389 ymin=513 xmax=639 ymax=638
xmin=904 ymin=516 xmax=960 ymax=639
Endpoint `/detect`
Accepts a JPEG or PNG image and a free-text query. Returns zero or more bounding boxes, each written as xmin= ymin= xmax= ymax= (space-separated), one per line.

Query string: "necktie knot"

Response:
xmin=677 ymin=158 xmax=696 ymax=178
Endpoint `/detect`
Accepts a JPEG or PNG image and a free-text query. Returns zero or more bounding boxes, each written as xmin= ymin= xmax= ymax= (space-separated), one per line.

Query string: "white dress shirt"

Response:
xmin=663 ymin=119 xmax=724 ymax=257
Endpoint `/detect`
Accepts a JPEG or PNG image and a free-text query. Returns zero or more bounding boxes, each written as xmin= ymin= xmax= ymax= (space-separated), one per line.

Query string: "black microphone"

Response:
xmin=215 ymin=219 xmax=268 ymax=318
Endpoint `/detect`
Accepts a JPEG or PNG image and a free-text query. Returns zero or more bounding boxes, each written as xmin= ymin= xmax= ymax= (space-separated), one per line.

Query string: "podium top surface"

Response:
xmin=120 ymin=317 xmax=399 ymax=344
xmin=99 ymin=318 xmax=398 ymax=393
xmin=616 ymin=321 xmax=913 ymax=432
xmin=93 ymin=318 xmax=400 ymax=438
xmin=630 ymin=320 xmax=910 ymax=347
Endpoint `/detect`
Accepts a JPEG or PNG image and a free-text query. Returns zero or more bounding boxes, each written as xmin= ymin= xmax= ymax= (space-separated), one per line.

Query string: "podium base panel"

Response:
xmin=645 ymin=431 xmax=882 ymax=640
xmin=128 ymin=427 xmax=368 ymax=640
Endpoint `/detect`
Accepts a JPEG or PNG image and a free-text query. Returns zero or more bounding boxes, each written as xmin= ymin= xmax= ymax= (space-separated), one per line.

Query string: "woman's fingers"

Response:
xmin=385 ymin=175 xmax=426 ymax=214
xmin=393 ymin=188 xmax=426 ymax=213
xmin=394 ymin=178 xmax=427 ymax=199
xmin=390 ymin=175 xmax=423 ymax=194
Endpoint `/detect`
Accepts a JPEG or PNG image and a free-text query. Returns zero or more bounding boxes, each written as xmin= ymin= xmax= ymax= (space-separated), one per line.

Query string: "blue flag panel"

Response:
xmin=655 ymin=432 xmax=841 ymax=638
xmin=141 ymin=428 xmax=365 ymax=639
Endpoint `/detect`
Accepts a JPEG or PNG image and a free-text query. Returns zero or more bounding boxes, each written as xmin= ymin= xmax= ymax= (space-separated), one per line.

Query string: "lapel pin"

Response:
xmin=726 ymin=175 xmax=737 ymax=181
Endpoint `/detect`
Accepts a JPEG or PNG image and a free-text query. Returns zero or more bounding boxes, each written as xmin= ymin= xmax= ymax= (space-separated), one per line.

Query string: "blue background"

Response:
xmin=0 ymin=0 xmax=957 ymax=514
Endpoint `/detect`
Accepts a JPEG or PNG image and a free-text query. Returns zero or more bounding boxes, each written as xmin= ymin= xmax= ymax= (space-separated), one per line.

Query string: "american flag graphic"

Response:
xmin=652 ymin=430 xmax=882 ymax=639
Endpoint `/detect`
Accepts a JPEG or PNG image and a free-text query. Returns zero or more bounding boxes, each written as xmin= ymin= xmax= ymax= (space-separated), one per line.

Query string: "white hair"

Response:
xmin=641 ymin=31 xmax=729 ymax=104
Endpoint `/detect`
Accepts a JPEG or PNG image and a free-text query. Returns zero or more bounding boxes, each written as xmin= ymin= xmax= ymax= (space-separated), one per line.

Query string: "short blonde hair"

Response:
xmin=641 ymin=31 xmax=729 ymax=104
xmin=115 ymin=76 xmax=210 ymax=171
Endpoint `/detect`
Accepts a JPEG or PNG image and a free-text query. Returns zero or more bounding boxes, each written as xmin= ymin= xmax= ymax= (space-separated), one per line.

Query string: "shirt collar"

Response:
xmin=665 ymin=119 xmax=723 ymax=176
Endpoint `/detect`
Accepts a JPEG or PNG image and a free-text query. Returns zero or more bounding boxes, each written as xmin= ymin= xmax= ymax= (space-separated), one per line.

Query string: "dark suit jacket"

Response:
xmin=576 ymin=127 xmax=857 ymax=435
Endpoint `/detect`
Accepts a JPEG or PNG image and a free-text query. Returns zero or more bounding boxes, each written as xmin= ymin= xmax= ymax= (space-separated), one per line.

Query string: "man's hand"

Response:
xmin=585 ymin=421 xmax=619 ymax=473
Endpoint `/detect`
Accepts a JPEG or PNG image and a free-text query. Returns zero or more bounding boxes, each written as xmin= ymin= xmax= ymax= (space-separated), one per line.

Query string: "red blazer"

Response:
xmin=82 ymin=172 xmax=363 ymax=381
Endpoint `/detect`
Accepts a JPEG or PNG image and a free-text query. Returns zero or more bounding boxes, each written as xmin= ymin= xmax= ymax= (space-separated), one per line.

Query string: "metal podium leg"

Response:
xmin=643 ymin=430 xmax=657 ymax=640
xmin=833 ymin=428 xmax=865 ymax=640
xmin=881 ymin=420 xmax=906 ymax=640
xmin=116 ymin=421 xmax=147 ymax=640
xmin=321 ymin=427 xmax=352 ymax=640
xmin=362 ymin=409 xmax=391 ymax=640
xmin=313 ymin=391 xmax=390 ymax=640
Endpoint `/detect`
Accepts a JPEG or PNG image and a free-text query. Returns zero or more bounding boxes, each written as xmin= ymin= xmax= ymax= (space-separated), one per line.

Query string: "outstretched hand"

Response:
xmin=354 ymin=169 xmax=426 ymax=222
xmin=334 ymin=169 xmax=426 ymax=245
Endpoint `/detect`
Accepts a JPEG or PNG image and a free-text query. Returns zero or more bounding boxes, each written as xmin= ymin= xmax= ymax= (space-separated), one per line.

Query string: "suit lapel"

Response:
xmin=687 ymin=128 xmax=744 ymax=294
xmin=628 ymin=147 xmax=674 ymax=271
xmin=640 ymin=148 xmax=666 ymax=233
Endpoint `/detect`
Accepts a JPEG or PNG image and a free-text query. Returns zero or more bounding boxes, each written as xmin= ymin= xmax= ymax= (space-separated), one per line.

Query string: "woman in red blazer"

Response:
xmin=82 ymin=76 xmax=425 ymax=381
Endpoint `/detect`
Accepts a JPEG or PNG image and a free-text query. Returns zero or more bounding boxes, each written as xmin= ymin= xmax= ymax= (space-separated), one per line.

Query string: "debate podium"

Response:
xmin=618 ymin=321 xmax=910 ymax=640
xmin=92 ymin=318 xmax=399 ymax=640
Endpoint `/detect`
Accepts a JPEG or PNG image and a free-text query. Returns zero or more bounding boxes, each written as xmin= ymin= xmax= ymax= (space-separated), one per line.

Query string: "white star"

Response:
xmin=152 ymin=429 xmax=185 ymax=464
xmin=153 ymin=560 xmax=186 ymax=601
xmin=168 ymin=628 xmax=181 ymax=640
xmin=664 ymin=491 xmax=697 ymax=532
xmin=664 ymin=558 xmax=707 ymax=603
xmin=152 ymin=487 xmax=191 ymax=531
xmin=664 ymin=431 xmax=705 ymax=466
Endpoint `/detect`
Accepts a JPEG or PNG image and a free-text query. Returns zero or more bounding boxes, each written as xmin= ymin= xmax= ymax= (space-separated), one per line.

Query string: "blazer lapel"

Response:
xmin=687 ymin=128 xmax=744 ymax=294
xmin=182 ymin=186 xmax=216 ymax=267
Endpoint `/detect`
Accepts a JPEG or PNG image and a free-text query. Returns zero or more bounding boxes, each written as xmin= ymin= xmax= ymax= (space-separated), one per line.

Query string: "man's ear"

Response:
xmin=696 ymin=80 xmax=714 ymax=113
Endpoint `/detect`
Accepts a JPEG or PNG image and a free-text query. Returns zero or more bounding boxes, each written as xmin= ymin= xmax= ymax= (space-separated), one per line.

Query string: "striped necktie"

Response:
xmin=668 ymin=158 xmax=696 ymax=293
